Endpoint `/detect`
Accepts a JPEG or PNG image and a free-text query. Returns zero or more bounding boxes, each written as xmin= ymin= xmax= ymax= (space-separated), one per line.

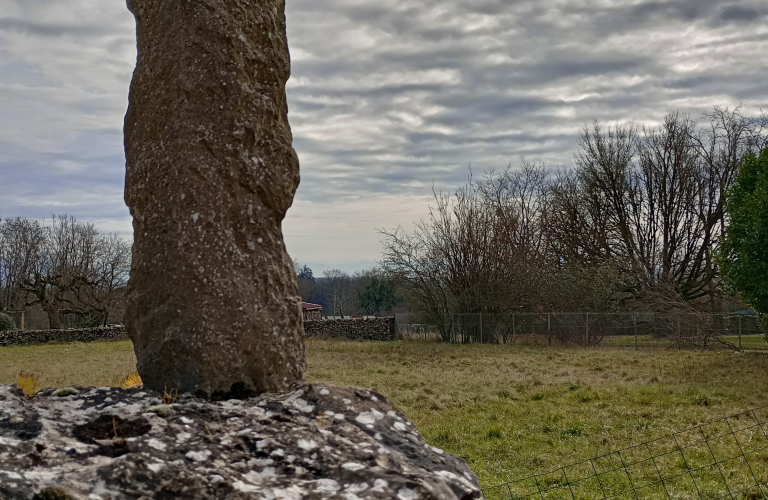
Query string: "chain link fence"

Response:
xmin=482 ymin=405 xmax=768 ymax=500
xmin=395 ymin=312 xmax=766 ymax=350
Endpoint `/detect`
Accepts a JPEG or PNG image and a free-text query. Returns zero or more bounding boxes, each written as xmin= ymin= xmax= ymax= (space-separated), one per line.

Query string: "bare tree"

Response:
xmin=550 ymin=109 xmax=768 ymax=310
xmin=381 ymin=166 xmax=551 ymax=341
xmin=13 ymin=215 xmax=132 ymax=328
xmin=688 ymin=107 xmax=768 ymax=309
xmin=321 ymin=269 xmax=355 ymax=317
xmin=0 ymin=218 xmax=44 ymax=312
xmin=76 ymin=232 xmax=132 ymax=324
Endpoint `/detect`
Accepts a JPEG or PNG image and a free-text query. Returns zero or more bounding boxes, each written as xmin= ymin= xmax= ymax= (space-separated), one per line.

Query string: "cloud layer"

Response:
xmin=1 ymin=0 xmax=767 ymax=270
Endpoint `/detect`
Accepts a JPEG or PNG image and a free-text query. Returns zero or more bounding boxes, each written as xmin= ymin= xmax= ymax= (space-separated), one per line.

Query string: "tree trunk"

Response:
xmin=47 ymin=308 xmax=61 ymax=330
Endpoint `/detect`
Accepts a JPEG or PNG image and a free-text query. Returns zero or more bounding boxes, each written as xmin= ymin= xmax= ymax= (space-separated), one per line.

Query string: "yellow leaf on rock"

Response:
xmin=120 ymin=372 xmax=143 ymax=389
xmin=17 ymin=371 xmax=39 ymax=397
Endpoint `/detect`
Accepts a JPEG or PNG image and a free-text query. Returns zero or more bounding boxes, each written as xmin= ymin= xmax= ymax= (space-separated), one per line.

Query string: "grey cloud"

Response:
xmin=0 ymin=17 xmax=111 ymax=38
xmin=718 ymin=5 xmax=763 ymax=23
xmin=629 ymin=1 xmax=710 ymax=22
xmin=3 ymin=0 xmax=768 ymax=266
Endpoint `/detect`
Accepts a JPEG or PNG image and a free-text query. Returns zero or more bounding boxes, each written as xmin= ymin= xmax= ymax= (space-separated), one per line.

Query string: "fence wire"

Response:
xmin=396 ymin=312 xmax=765 ymax=350
xmin=482 ymin=405 xmax=768 ymax=500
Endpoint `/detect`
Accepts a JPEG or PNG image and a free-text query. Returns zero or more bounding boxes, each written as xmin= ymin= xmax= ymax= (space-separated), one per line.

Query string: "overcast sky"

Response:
xmin=1 ymin=0 xmax=767 ymax=274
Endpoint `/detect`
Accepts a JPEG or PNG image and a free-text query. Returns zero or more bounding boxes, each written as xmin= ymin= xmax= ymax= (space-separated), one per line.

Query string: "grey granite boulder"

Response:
xmin=0 ymin=383 xmax=481 ymax=499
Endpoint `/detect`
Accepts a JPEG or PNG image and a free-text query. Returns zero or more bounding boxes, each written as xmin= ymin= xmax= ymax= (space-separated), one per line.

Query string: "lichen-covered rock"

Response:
xmin=0 ymin=383 xmax=481 ymax=500
xmin=123 ymin=0 xmax=305 ymax=396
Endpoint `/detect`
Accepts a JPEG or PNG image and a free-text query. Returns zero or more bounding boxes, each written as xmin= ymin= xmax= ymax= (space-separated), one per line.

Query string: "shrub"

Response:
xmin=0 ymin=312 xmax=16 ymax=332
xmin=719 ymin=145 xmax=768 ymax=316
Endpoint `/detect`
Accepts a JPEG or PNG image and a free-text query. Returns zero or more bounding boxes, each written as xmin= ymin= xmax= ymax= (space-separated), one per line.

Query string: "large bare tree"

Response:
xmin=0 ymin=215 xmax=132 ymax=328
xmin=0 ymin=218 xmax=44 ymax=312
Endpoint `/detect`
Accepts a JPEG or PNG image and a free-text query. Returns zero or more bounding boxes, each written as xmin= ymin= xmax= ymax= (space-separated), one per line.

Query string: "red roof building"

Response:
xmin=302 ymin=302 xmax=322 ymax=321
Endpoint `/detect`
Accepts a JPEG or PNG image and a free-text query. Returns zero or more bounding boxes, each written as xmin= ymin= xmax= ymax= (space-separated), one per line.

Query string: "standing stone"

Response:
xmin=124 ymin=0 xmax=305 ymax=397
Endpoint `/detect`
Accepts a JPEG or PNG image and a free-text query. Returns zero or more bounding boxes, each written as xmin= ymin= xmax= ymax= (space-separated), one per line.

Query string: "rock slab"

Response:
xmin=124 ymin=0 xmax=305 ymax=396
xmin=0 ymin=383 xmax=481 ymax=500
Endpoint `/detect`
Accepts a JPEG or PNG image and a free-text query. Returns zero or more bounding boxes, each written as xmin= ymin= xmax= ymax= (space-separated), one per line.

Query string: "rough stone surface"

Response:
xmin=0 ymin=326 xmax=127 ymax=347
xmin=304 ymin=318 xmax=397 ymax=341
xmin=123 ymin=0 xmax=305 ymax=396
xmin=0 ymin=383 xmax=480 ymax=500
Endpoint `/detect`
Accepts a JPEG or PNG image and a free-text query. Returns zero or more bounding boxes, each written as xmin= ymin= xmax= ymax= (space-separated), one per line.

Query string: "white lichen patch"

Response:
xmin=297 ymin=439 xmax=317 ymax=451
xmin=434 ymin=470 xmax=477 ymax=491
xmin=314 ymin=478 xmax=340 ymax=493
xmin=185 ymin=450 xmax=211 ymax=462
xmin=147 ymin=463 xmax=165 ymax=473
xmin=292 ymin=399 xmax=314 ymax=413
xmin=232 ymin=480 xmax=260 ymax=493
xmin=346 ymin=482 xmax=369 ymax=493
xmin=398 ymin=487 xmax=420 ymax=500
xmin=147 ymin=439 xmax=167 ymax=451
xmin=371 ymin=479 xmax=389 ymax=493
xmin=341 ymin=462 xmax=366 ymax=471
xmin=355 ymin=409 xmax=384 ymax=426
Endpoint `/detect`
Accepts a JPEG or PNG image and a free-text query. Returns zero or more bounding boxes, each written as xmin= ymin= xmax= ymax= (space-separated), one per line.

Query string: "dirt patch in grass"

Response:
xmin=2 ymin=338 xmax=767 ymax=488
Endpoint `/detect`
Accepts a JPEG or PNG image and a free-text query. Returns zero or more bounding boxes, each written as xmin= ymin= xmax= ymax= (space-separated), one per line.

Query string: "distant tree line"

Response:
xmin=0 ymin=214 xmax=131 ymax=329
xmin=380 ymin=108 xmax=768 ymax=335
xmin=294 ymin=263 xmax=400 ymax=318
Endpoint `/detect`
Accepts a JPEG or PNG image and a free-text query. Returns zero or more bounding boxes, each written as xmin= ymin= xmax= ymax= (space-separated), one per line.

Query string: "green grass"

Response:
xmin=722 ymin=334 xmax=768 ymax=349
xmin=2 ymin=339 xmax=768 ymax=495
xmin=602 ymin=334 xmax=768 ymax=350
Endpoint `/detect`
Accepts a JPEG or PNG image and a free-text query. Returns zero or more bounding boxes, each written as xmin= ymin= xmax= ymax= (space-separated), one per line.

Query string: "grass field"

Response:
xmin=2 ymin=339 xmax=768 ymax=495
xmin=602 ymin=334 xmax=768 ymax=350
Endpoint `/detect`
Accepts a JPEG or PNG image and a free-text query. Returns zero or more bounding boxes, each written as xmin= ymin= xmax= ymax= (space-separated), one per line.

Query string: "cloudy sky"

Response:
xmin=1 ymin=0 xmax=767 ymax=273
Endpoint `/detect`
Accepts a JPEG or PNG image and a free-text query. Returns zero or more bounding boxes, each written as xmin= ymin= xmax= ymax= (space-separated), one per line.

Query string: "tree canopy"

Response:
xmin=718 ymin=145 xmax=768 ymax=315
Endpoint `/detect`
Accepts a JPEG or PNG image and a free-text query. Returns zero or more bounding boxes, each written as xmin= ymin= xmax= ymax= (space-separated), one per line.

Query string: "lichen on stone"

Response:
xmin=0 ymin=383 xmax=480 ymax=499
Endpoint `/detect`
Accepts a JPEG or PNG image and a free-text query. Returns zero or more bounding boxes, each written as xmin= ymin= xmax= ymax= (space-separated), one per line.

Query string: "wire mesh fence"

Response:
xmin=395 ymin=312 xmax=766 ymax=350
xmin=481 ymin=405 xmax=768 ymax=500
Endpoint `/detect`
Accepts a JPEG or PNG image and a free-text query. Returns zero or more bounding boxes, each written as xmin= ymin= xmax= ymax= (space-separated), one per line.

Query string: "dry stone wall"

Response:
xmin=0 ymin=318 xmax=399 ymax=347
xmin=304 ymin=317 xmax=397 ymax=341
xmin=0 ymin=326 xmax=127 ymax=347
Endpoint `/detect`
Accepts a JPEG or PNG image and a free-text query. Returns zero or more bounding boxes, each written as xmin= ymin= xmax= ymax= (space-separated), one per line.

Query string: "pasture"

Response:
xmin=1 ymin=339 xmax=767 ymax=492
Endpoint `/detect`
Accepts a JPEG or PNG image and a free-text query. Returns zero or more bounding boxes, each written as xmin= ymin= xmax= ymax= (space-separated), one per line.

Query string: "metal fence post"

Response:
xmin=480 ymin=312 xmax=483 ymax=344
xmin=738 ymin=315 xmax=742 ymax=351
xmin=585 ymin=312 xmax=590 ymax=347
xmin=547 ymin=313 xmax=552 ymax=347
xmin=512 ymin=313 xmax=516 ymax=343
xmin=634 ymin=312 xmax=638 ymax=351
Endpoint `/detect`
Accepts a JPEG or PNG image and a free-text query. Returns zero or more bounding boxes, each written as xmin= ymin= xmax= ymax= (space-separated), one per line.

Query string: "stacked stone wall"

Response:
xmin=0 ymin=326 xmax=128 ymax=347
xmin=0 ymin=319 xmax=399 ymax=346
xmin=304 ymin=316 xmax=396 ymax=341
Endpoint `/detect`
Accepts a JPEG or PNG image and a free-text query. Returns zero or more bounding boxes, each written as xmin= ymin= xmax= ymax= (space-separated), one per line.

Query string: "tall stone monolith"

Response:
xmin=124 ymin=0 xmax=305 ymax=397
